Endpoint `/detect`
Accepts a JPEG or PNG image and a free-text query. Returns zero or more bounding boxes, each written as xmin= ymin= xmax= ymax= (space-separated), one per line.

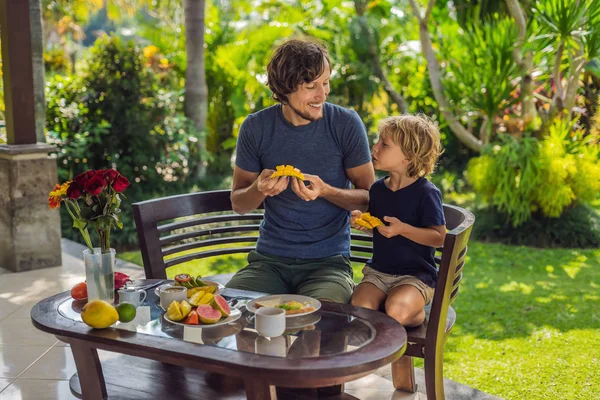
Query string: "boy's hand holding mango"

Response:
xmin=350 ymin=211 xmax=384 ymax=235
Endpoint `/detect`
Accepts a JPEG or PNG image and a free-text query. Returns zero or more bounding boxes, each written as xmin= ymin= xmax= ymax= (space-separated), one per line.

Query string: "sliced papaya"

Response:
xmin=183 ymin=310 xmax=199 ymax=325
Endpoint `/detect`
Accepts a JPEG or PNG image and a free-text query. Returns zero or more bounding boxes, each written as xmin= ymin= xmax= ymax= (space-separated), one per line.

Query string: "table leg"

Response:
xmin=245 ymin=379 xmax=277 ymax=400
xmin=392 ymin=355 xmax=416 ymax=392
xmin=69 ymin=339 xmax=107 ymax=400
xmin=318 ymin=383 xmax=344 ymax=396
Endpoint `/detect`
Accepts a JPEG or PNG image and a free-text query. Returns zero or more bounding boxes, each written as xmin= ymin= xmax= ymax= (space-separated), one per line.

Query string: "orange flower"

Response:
xmin=48 ymin=182 xmax=70 ymax=209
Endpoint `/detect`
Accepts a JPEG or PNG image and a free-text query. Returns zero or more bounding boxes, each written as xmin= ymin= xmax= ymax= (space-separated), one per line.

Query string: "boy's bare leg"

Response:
xmin=351 ymin=282 xmax=386 ymax=310
xmin=385 ymin=285 xmax=426 ymax=327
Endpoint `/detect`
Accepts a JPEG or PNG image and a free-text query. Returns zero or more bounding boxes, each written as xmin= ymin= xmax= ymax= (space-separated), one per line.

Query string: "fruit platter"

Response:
xmin=163 ymin=293 xmax=241 ymax=328
xmin=154 ymin=273 xmax=225 ymax=297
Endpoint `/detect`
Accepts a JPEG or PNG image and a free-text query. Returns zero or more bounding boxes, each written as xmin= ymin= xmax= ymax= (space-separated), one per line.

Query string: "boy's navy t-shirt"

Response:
xmin=234 ymin=103 xmax=371 ymax=259
xmin=367 ymin=177 xmax=445 ymax=287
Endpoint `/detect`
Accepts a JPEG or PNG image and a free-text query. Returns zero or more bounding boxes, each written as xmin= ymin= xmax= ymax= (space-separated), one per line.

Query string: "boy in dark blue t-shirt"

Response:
xmin=351 ymin=115 xmax=446 ymax=327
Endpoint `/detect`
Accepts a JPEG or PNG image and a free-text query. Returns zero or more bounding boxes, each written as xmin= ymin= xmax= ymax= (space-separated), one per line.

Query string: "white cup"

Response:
xmin=255 ymin=307 xmax=286 ymax=338
xmin=159 ymin=286 xmax=187 ymax=310
xmin=255 ymin=335 xmax=287 ymax=357
xmin=117 ymin=288 xmax=147 ymax=308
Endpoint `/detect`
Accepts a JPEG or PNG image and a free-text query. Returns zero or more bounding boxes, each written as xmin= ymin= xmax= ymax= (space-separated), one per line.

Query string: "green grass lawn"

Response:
xmin=120 ymin=242 xmax=600 ymax=400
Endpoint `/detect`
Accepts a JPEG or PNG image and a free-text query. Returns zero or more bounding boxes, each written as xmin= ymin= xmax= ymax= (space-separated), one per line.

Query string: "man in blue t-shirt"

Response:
xmin=226 ymin=38 xmax=375 ymax=303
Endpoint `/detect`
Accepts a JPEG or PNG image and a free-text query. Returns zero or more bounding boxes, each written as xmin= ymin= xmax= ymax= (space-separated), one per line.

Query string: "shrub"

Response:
xmin=472 ymin=204 xmax=600 ymax=249
xmin=467 ymin=119 xmax=600 ymax=227
xmin=46 ymin=35 xmax=199 ymax=248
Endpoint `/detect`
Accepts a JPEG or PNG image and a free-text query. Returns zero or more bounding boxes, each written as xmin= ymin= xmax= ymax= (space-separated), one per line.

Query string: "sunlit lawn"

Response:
xmin=120 ymin=241 xmax=600 ymax=400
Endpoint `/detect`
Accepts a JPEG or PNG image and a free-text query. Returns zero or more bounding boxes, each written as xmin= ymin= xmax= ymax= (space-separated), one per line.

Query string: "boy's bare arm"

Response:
xmin=378 ymin=217 xmax=446 ymax=247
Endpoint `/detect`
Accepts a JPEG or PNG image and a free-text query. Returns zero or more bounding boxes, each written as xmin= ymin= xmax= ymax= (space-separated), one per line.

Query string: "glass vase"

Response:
xmin=83 ymin=248 xmax=115 ymax=303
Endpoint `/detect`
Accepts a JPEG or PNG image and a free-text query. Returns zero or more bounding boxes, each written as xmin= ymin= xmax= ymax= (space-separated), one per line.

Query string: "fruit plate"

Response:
xmin=154 ymin=280 xmax=225 ymax=297
xmin=245 ymin=295 xmax=321 ymax=318
xmin=163 ymin=307 xmax=242 ymax=328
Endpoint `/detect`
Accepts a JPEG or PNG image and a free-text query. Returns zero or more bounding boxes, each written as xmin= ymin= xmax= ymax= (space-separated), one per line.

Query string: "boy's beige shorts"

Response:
xmin=359 ymin=265 xmax=435 ymax=305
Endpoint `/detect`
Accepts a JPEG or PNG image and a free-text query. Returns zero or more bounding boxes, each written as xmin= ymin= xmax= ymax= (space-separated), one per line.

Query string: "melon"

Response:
xmin=212 ymin=295 xmax=231 ymax=317
xmin=196 ymin=304 xmax=222 ymax=324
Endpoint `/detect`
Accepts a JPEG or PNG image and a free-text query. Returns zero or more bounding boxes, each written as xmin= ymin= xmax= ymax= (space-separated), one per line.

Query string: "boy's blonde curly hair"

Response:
xmin=378 ymin=114 xmax=443 ymax=178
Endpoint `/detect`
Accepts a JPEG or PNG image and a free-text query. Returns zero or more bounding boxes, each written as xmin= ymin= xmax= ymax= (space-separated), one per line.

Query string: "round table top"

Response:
xmin=31 ymin=279 xmax=407 ymax=382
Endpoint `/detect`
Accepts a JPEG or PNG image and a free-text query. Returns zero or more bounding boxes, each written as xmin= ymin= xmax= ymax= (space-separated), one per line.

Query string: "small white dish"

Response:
xmin=246 ymin=294 xmax=322 ymax=318
xmin=154 ymin=280 xmax=224 ymax=297
xmin=158 ymin=286 xmax=187 ymax=310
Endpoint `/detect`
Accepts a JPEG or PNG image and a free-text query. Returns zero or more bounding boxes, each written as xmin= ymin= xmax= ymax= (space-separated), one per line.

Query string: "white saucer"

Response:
xmin=246 ymin=294 xmax=321 ymax=318
xmin=163 ymin=307 xmax=241 ymax=328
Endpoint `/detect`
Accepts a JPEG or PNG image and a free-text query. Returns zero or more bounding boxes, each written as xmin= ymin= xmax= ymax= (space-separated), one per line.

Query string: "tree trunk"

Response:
xmin=29 ymin=0 xmax=46 ymax=143
xmin=409 ymin=0 xmax=483 ymax=152
xmin=505 ymin=0 xmax=536 ymax=123
xmin=184 ymin=0 xmax=208 ymax=179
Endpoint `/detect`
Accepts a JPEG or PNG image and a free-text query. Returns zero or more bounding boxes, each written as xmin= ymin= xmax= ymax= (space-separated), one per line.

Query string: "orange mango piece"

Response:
xmin=270 ymin=164 xmax=305 ymax=180
xmin=354 ymin=212 xmax=384 ymax=229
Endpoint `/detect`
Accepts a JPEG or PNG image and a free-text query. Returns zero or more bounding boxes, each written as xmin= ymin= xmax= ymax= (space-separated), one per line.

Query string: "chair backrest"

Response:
xmin=132 ymin=190 xmax=264 ymax=279
xmin=132 ymin=190 xmax=475 ymax=340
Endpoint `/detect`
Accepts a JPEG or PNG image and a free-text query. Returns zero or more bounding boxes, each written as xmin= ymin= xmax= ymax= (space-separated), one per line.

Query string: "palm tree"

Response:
xmin=184 ymin=0 xmax=208 ymax=179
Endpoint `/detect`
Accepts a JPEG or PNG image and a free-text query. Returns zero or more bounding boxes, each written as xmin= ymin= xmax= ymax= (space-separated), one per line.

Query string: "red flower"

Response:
xmin=73 ymin=170 xmax=96 ymax=185
xmin=67 ymin=183 xmax=83 ymax=199
xmin=113 ymin=175 xmax=130 ymax=193
xmin=84 ymin=173 xmax=107 ymax=196
xmin=104 ymin=169 xmax=119 ymax=185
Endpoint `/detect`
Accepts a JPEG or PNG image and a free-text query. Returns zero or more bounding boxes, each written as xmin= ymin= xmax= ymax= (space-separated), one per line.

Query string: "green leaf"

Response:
xmin=72 ymin=219 xmax=87 ymax=230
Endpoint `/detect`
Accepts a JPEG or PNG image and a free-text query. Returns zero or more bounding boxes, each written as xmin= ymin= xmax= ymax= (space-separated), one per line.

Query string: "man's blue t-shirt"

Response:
xmin=367 ymin=177 xmax=445 ymax=287
xmin=235 ymin=102 xmax=371 ymax=259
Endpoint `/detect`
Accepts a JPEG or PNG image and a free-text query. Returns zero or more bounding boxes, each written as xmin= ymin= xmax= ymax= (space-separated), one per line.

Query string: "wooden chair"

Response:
xmin=132 ymin=189 xmax=475 ymax=399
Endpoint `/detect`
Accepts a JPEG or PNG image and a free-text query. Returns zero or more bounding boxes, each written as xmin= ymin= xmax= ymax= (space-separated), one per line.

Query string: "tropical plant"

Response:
xmin=445 ymin=16 xmax=519 ymax=143
xmin=467 ymin=118 xmax=600 ymax=227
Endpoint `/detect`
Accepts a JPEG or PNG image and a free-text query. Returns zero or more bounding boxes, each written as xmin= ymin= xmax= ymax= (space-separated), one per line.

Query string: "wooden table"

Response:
xmin=31 ymin=279 xmax=407 ymax=399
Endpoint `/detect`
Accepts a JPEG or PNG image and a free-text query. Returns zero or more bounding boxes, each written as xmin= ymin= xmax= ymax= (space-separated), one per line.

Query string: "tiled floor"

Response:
xmin=0 ymin=240 xmax=144 ymax=400
xmin=0 ymin=240 xmax=500 ymax=400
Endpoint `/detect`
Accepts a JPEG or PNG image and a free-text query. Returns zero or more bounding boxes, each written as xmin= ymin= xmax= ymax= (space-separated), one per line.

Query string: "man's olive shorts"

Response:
xmin=225 ymin=250 xmax=355 ymax=303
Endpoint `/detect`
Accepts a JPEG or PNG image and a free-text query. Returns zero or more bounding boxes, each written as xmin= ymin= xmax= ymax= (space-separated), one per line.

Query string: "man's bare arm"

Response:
xmin=291 ymin=162 xmax=375 ymax=211
xmin=230 ymin=167 xmax=290 ymax=215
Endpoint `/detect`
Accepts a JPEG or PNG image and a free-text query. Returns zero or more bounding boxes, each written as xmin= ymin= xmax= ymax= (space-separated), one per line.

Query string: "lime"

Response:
xmin=116 ymin=302 xmax=137 ymax=323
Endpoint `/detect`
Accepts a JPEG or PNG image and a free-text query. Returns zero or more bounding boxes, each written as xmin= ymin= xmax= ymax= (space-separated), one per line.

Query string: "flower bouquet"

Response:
xmin=49 ymin=169 xmax=130 ymax=302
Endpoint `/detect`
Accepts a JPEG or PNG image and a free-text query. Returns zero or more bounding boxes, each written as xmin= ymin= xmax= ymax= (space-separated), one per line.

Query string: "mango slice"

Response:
xmin=166 ymin=301 xmax=185 ymax=321
xmin=180 ymin=300 xmax=192 ymax=318
xmin=355 ymin=212 xmax=384 ymax=229
xmin=270 ymin=164 xmax=305 ymax=180
xmin=188 ymin=291 xmax=206 ymax=306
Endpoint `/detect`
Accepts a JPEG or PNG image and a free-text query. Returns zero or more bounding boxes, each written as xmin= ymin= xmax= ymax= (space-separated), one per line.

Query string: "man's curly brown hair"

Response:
xmin=267 ymin=38 xmax=332 ymax=104
xmin=378 ymin=115 xmax=443 ymax=178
